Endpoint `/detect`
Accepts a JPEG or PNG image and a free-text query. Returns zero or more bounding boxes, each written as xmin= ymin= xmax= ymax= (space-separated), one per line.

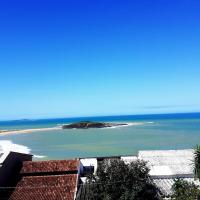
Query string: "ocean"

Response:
xmin=0 ymin=113 xmax=200 ymax=160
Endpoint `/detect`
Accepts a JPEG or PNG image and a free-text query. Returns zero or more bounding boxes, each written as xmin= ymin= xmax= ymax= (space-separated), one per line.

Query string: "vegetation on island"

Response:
xmin=83 ymin=159 xmax=161 ymax=200
xmin=62 ymin=121 xmax=127 ymax=129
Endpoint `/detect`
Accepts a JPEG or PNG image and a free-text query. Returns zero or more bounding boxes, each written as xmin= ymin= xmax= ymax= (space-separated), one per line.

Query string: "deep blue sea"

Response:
xmin=0 ymin=113 xmax=200 ymax=160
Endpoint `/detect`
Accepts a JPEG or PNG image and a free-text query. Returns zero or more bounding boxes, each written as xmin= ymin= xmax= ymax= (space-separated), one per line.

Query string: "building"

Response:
xmin=138 ymin=149 xmax=200 ymax=198
xmin=121 ymin=155 xmax=138 ymax=164
xmin=80 ymin=158 xmax=97 ymax=174
xmin=9 ymin=159 xmax=80 ymax=200
xmin=0 ymin=151 xmax=32 ymax=199
xmin=1 ymin=149 xmax=199 ymax=199
xmin=78 ymin=150 xmax=200 ymax=199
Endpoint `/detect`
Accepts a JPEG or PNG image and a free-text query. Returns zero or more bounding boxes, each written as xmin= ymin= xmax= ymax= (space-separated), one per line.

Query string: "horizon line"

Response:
xmin=0 ymin=111 xmax=200 ymax=122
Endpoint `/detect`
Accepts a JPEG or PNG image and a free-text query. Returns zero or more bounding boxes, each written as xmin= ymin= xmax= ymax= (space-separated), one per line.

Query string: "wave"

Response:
xmin=0 ymin=140 xmax=45 ymax=159
xmin=102 ymin=122 xmax=145 ymax=129
xmin=33 ymin=154 xmax=47 ymax=158
xmin=102 ymin=121 xmax=155 ymax=129
xmin=0 ymin=140 xmax=31 ymax=154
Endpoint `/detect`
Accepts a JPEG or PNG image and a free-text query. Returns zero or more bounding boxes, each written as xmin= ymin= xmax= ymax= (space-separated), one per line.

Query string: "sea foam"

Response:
xmin=0 ymin=140 xmax=45 ymax=159
xmin=33 ymin=154 xmax=47 ymax=158
xmin=0 ymin=140 xmax=31 ymax=154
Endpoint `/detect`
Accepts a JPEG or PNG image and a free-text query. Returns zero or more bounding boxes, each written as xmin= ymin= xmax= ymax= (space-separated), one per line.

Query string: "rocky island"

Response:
xmin=62 ymin=121 xmax=128 ymax=129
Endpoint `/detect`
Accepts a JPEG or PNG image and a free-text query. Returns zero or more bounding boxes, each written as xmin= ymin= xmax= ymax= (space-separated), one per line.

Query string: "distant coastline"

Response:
xmin=0 ymin=112 xmax=200 ymax=123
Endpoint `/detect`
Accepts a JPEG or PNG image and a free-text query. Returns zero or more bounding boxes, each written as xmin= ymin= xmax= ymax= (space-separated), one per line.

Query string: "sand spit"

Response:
xmin=0 ymin=127 xmax=62 ymax=136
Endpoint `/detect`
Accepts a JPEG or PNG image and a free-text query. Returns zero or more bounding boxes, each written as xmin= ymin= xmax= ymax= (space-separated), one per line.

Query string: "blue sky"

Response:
xmin=0 ymin=0 xmax=200 ymax=120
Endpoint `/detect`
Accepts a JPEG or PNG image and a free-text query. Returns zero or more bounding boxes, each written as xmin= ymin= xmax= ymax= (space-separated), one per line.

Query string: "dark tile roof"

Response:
xmin=21 ymin=159 xmax=79 ymax=174
xmin=9 ymin=174 xmax=78 ymax=200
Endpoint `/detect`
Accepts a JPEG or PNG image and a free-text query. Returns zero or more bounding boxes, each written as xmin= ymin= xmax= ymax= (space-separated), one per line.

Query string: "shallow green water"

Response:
xmin=1 ymin=118 xmax=200 ymax=160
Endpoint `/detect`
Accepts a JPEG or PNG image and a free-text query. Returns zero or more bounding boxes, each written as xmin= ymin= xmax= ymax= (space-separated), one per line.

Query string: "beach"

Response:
xmin=0 ymin=113 xmax=200 ymax=160
xmin=0 ymin=127 xmax=62 ymax=136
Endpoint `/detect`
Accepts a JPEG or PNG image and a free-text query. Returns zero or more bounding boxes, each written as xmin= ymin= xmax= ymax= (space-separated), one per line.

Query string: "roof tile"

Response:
xmin=21 ymin=160 xmax=79 ymax=174
xmin=9 ymin=174 xmax=78 ymax=200
xmin=9 ymin=159 xmax=79 ymax=200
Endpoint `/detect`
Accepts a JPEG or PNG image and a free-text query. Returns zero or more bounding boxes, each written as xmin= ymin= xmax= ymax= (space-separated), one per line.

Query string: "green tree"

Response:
xmin=172 ymin=178 xmax=200 ymax=200
xmin=194 ymin=145 xmax=200 ymax=180
xmin=85 ymin=159 xmax=161 ymax=200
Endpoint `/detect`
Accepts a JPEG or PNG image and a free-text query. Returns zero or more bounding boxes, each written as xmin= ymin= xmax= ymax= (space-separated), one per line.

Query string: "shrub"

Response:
xmin=194 ymin=145 xmax=200 ymax=180
xmin=85 ymin=159 xmax=161 ymax=200
xmin=171 ymin=178 xmax=200 ymax=200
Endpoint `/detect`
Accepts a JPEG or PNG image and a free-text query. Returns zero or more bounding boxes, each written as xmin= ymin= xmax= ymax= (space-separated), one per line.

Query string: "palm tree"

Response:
xmin=194 ymin=145 xmax=200 ymax=180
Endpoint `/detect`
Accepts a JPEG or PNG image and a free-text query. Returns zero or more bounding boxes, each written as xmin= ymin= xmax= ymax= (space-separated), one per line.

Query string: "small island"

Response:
xmin=62 ymin=121 xmax=128 ymax=129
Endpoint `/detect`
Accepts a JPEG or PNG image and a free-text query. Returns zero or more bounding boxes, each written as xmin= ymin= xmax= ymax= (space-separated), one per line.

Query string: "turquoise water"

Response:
xmin=0 ymin=113 xmax=200 ymax=160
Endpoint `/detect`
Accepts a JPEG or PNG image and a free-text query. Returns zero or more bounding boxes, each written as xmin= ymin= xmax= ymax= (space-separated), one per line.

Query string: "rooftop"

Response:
xmin=9 ymin=159 xmax=80 ymax=200
xmin=153 ymin=177 xmax=200 ymax=197
xmin=138 ymin=149 xmax=197 ymax=197
xmin=21 ymin=160 xmax=79 ymax=174
xmin=138 ymin=149 xmax=194 ymax=177
xmin=9 ymin=174 xmax=78 ymax=200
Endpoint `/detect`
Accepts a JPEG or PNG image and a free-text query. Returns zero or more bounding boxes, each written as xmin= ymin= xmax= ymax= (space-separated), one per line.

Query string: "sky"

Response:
xmin=0 ymin=0 xmax=200 ymax=120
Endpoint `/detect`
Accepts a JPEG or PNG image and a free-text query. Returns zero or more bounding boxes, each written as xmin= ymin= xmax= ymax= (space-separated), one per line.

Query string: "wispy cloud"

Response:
xmin=139 ymin=104 xmax=194 ymax=109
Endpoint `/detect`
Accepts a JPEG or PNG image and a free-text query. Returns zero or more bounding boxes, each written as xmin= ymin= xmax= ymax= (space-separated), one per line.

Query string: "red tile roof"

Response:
xmin=21 ymin=159 xmax=79 ymax=174
xmin=9 ymin=159 xmax=80 ymax=200
xmin=9 ymin=174 xmax=78 ymax=200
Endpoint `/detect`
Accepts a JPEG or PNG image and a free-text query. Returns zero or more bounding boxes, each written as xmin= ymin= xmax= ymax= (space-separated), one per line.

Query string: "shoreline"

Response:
xmin=0 ymin=127 xmax=62 ymax=136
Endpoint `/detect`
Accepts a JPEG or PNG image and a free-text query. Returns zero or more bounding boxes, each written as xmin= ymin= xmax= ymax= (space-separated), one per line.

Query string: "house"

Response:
xmin=1 ymin=149 xmax=199 ymax=199
xmin=9 ymin=159 xmax=80 ymax=200
xmin=121 ymin=155 xmax=138 ymax=164
xmin=78 ymin=150 xmax=200 ymax=199
xmin=79 ymin=155 xmax=121 ymax=180
xmin=80 ymin=158 xmax=97 ymax=175
xmin=0 ymin=151 xmax=32 ymax=199
xmin=138 ymin=149 xmax=200 ymax=198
